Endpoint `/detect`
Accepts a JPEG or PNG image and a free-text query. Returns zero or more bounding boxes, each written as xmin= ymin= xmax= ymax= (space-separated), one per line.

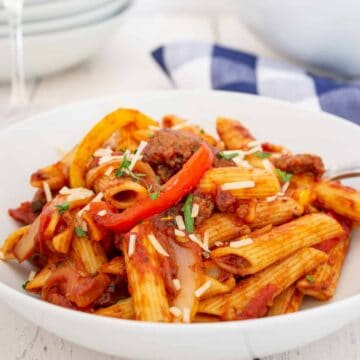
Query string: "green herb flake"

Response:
xmin=275 ymin=168 xmax=293 ymax=183
xmin=182 ymin=194 xmax=194 ymax=233
xmin=200 ymin=128 xmax=205 ymax=134
xmin=149 ymin=192 xmax=160 ymax=200
xmin=115 ymin=155 xmax=131 ymax=177
xmin=254 ymin=151 xmax=272 ymax=159
xmin=147 ymin=132 xmax=154 ymax=138
xmin=22 ymin=281 xmax=30 ymax=290
xmin=75 ymin=226 xmax=88 ymax=238
xmin=217 ymin=152 xmax=240 ymax=161
xmin=306 ymin=274 xmax=315 ymax=284
xmin=55 ymin=202 xmax=70 ymax=214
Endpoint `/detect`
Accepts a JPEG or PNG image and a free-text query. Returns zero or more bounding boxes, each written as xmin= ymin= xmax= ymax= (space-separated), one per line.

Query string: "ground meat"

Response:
xmin=212 ymin=153 xmax=236 ymax=168
xmin=193 ymin=193 xmax=214 ymax=226
xmin=143 ymin=129 xmax=200 ymax=182
xmin=271 ymin=154 xmax=325 ymax=177
xmin=215 ymin=189 xmax=237 ymax=212
xmin=8 ymin=202 xmax=38 ymax=225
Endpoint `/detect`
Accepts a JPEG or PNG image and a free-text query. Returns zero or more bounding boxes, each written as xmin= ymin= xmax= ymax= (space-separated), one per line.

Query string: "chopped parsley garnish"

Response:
xmin=182 ymin=194 xmax=194 ymax=233
xmin=147 ymin=184 xmax=160 ymax=200
xmin=55 ymin=202 xmax=70 ymax=214
xmin=200 ymin=128 xmax=205 ymax=134
xmin=306 ymin=274 xmax=315 ymax=284
xmin=75 ymin=226 xmax=88 ymax=238
xmin=115 ymin=155 xmax=131 ymax=177
xmin=22 ymin=281 xmax=30 ymax=290
xmin=217 ymin=152 xmax=240 ymax=160
xmin=275 ymin=168 xmax=293 ymax=183
xmin=147 ymin=132 xmax=154 ymax=138
xmin=254 ymin=151 xmax=272 ymax=159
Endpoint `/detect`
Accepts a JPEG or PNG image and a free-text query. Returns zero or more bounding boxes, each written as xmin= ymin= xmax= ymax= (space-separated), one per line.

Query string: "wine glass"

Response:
xmin=2 ymin=0 xmax=28 ymax=112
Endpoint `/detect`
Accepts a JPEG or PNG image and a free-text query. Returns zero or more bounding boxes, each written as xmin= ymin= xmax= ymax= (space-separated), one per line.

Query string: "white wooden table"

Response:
xmin=0 ymin=1 xmax=359 ymax=359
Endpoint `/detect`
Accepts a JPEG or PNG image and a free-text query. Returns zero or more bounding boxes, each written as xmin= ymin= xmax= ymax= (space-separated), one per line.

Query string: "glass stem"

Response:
xmin=7 ymin=4 xmax=28 ymax=108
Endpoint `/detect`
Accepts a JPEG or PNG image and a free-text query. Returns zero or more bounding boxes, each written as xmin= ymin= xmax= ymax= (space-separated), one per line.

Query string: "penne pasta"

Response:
xmin=25 ymin=266 xmax=52 ymax=292
xmin=1 ymin=225 xmax=30 ymax=260
xmin=122 ymin=224 xmax=171 ymax=322
xmin=95 ymin=298 xmax=134 ymax=320
xmin=216 ymin=117 xmax=255 ymax=149
xmin=198 ymin=167 xmax=280 ymax=199
xmin=197 ymin=213 xmax=250 ymax=248
xmin=72 ymin=236 xmax=107 ymax=275
xmin=267 ymin=285 xmax=303 ymax=316
xmin=316 ymin=180 xmax=360 ymax=222
xmin=199 ymin=275 xmax=236 ymax=300
xmin=211 ymin=213 xmax=343 ymax=276
xmin=199 ymin=248 xmax=328 ymax=319
xmin=100 ymin=256 xmax=126 ymax=277
xmin=297 ymin=233 xmax=350 ymax=300
xmin=94 ymin=176 xmax=148 ymax=210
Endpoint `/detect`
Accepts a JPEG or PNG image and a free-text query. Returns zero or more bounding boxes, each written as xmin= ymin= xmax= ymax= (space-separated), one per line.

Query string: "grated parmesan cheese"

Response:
xmin=128 ymin=233 xmax=136 ymax=256
xmin=81 ymin=220 xmax=88 ymax=232
xmin=230 ymin=238 xmax=254 ymax=248
xmin=98 ymin=155 xmax=124 ymax=166
xmin=28 ymin=270 xmax=36 ymax=281
xmin=43 ymin=181 xmax=53 ymax=202
xmin=129 ymin=140 xmax=148 ymax=171
xmin=175 ymin=215 xmax=186 ymax=231
xmin=214 ymin=241 xmax=224 ymax=247
xmin=104 ymin=166 xmax=114 ymax=176
xmin=77 ymin=192 xmax=104 ymax=218
xmin=194 ymin=280 xmax=212 ymax=298
xmin=97 ymin=210 xmax=107 ymax=217
xmin=191 ymin=203 xmax=199 ymax=218
xmin=59 ymin=186 xmax=94 ymax=202
xmin=149 ymin=125 xmax=161 ymax=131
xmin=266 ymin=195 xmax=278 ymax=202
xmin=148 ymin=234 xmax=169 ymax=257
xmin=174 ymin=229 xmax=186 ymax=237
xmin=182 ymin=307 xmax=190 ymax=323
xmin=172 ymin=121 xmax=189 ymax=130
xmin=93 ymin=147 xmax=113 ymax=158
xmin=203 ymin=230 xmax=209 ymax=250
xmin=244 ymin=145 xmax=262 ymax=155
xmin=189 ymin=234 xmax=209 ymax=252
xmin=233 ymin=157 xmax=252 ymax=169
xmin=172 ymin=278 xmax=181 ymax=291
xmin=247 ymin=140 xmax=263 ymax=148
xmin=221 ymin=181 xmax=255 ymax=191
xmin=169 ymin=306 xmax=182 ymax=318
xmin=262 ymin=159 xmax=273 ymax=171
xmin=281 ymin=181 xmax=290 ymax=194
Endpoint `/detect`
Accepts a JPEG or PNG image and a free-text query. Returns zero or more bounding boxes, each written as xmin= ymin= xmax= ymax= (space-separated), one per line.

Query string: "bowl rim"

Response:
xmin=0 ymin=89 xmax=359 ymax=331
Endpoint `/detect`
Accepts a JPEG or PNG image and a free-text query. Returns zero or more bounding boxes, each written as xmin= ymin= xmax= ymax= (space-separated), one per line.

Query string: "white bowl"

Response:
xmin=0 ymin=0 xmax=130 ymax=35
xmin=0 ymin=0 xmax=127 ymax=24
xmin=0 ymin=90 xmax=359 ymax=359
xmin=235 ymin=0 xmax=360 ymax=78
xmin=0 ymin=2 xmax=131 ymax=82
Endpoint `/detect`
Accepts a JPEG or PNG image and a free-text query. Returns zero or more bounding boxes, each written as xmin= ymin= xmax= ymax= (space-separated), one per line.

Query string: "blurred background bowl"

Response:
xmin=0 ymin=0 xmax=127 ymax=23
xmin=0 ymin=0 xmax=132 ymax=82
xmin=236 ymin=0 xmax=360 ymax=78
xmin=0 ymin=0 xmax=129 ymax=35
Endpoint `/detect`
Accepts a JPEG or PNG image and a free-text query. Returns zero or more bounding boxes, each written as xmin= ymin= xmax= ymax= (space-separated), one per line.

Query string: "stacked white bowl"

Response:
xmin=0 ymin=0 xmax=132 ymax=81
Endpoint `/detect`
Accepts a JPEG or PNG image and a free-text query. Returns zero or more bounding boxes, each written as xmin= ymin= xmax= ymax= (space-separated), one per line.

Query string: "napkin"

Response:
xmin=152 ymin=42 xmax=360 ymax=126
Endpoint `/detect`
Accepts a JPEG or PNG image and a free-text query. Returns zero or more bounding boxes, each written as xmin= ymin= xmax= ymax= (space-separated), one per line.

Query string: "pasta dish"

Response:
xmin=1 ymin=108 xmax=359 ymax=323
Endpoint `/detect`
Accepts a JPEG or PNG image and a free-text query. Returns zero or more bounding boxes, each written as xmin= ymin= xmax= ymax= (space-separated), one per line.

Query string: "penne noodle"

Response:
xmin=94 ymin=176 xmax=148 ymax=210
xmin=100 ymin=256 xmax=126 ymax=277
xmin=122 ymin=224 xmax=171 ymax=322
xmin=197 ymin=213 xmax=250 ymax=248
xmin=211 ymin=213 xmax=343 ymax=276
xmin=193 ymin=314 xmax=220 ymax=323
xmin=316 ymin=180 xmax=360 ymax=222
xmin=267 ymin=285 xmax=303 ymax=316
xmin=52 ymin=224 xmax=74 ymax=254
xmin=216 ymin=117 xmax=255 ymax=150
xmin=1 ymin=225 xmax=30 ymax=260
xmin=72 ymin=236 xmax=107 ymax=275
xmin=297 ymin=233 xmax=350 ymax=300
xmin=25 ymin=266 xmax=52 ymax=292
xmin=198 ymin=167 xmax=280 ymax=199
xmin=82 ymin=211 xmax=105 ymax=242
xmin=199 ymin=275 xmax=236 ymax=300
xmin=199 ymin=248 xmax=328 ymax=320
xmin=95 ymin=298 xmax=134 ymax=320
xmin=249 ymin=197 xmax=304 ymax=229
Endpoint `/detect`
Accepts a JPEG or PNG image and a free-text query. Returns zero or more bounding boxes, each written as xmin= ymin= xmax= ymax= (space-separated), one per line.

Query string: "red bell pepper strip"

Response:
xmin=89 ymin=143 xmax=214 ymax=232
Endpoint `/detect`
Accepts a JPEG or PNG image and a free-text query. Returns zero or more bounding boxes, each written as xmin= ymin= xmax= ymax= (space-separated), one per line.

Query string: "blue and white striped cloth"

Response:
xmin=152 ymin=42 xmax=360 ymax=126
